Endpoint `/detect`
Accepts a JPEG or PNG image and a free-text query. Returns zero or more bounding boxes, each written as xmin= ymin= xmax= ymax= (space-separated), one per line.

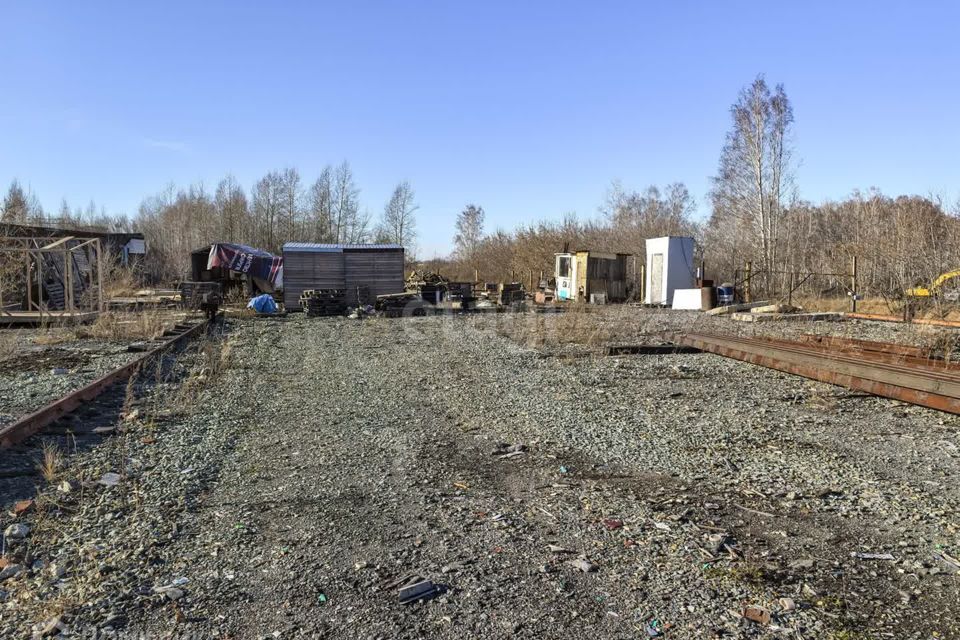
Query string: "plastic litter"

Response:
xmin=247 ymin=294 xmax=278 ymax=314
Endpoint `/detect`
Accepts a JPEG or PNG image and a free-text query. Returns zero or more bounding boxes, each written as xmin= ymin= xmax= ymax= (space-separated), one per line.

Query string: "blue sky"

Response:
xmin=2 ymin=1 xmax=958 ymax=257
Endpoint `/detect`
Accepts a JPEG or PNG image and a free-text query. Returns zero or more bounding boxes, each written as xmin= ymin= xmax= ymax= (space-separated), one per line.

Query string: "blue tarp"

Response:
xmin=247 ymin=294 xmax=278 ymax=314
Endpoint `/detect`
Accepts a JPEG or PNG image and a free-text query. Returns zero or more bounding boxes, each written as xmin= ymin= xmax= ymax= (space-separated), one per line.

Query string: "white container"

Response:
xmin=644 ymin=236 xmax=695 ymax=306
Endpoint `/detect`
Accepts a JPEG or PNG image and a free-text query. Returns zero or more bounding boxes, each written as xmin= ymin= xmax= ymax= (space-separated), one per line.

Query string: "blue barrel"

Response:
xmin=717 ymin=286 xmax=734 ymax=305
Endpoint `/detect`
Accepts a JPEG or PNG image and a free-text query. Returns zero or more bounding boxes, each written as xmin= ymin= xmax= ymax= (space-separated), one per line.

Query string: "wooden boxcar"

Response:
xmin=282 ymin=243 xmax=405 ymax=309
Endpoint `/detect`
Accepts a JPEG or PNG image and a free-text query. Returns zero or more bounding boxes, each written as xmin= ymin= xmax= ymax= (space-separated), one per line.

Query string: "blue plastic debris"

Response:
xmin=247 ymin=294 xmax=278 ymax=314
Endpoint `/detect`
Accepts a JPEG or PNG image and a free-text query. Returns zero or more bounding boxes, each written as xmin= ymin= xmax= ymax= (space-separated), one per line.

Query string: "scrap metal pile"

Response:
xmin=665 ymin=331 xmax=960 ymax=415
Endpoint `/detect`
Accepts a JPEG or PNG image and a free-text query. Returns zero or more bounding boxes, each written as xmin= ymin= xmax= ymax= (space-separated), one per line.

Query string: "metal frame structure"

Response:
xmin=0 ymin=236 xmax=105 ymax=321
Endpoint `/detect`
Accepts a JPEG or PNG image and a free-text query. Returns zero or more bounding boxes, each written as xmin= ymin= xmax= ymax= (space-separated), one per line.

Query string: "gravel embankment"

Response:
xmin=1 ymin=310 xmax=958 ymax=639
xmin=0 ymin=333 xmax=142 ymax=428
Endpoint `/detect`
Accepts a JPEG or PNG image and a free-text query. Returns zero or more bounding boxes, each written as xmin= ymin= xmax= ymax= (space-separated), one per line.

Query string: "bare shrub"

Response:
xmin=74 ymin=310 xmax=171 ymax=342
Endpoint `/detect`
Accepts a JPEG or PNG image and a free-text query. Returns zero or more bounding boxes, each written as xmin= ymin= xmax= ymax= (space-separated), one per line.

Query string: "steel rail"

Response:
xmin=670 ymin=331 xmax=960 ymax=414
xmin=751 ymin=335 xmax=958 ymax=373
xmin=847 ymin=312 xmax=960 ymax=329
xmin=0 ymin=316 xmax=214 ymax=448
xmin=795 ymin=334 xmax=933 ymax=359
xmin=679 ymin=332 xmax=960 ymax=387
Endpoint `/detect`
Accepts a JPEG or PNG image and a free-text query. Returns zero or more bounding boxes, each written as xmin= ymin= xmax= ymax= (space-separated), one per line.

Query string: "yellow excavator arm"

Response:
xmin=906 ymin=269 xmax=960 ymax=297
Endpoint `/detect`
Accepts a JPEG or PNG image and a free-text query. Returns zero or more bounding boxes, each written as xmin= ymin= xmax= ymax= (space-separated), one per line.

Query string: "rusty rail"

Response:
xmin=669 ymin=331 xmax=960 ymax=415
xmin=795 ymin=334 xmax=933 ymax=359
xmin=846 ymin=312 xmax=960 ymax=329
xmin=752 ymin=335 xmax=958 ymax=372
xmin=0 ymin=316 xmax=215 ymax=448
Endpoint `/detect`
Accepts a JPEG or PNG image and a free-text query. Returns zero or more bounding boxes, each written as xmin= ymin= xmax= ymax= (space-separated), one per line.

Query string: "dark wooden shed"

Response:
xmin=282 ymin=243 xmax=405 ymax=308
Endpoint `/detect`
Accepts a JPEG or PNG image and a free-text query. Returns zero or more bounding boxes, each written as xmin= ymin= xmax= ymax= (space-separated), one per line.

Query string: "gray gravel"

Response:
xmin=0 ymin=332 xmax=141 ymax=429
xmin=1 ymin=309 xmax=958 ymax=639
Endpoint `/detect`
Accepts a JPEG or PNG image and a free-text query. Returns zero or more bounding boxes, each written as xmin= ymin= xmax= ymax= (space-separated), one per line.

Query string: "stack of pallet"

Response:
xmin=300 ymin=289 xmax=346 ymax=317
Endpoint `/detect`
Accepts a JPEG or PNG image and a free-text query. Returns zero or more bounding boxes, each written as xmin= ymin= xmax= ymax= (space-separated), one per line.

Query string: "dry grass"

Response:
xmin=0 ymin=331 xmax=19 ymax=362
xmin=171 ymin=334 xmax=234 ymax=407
xmin=74 ymin=310 xmax=175 ymax=341
xmin=38 ymin=440 xmax=64 ymax=482
xmin=102 ymin=265 xmax=141 ymax=299
xmin=791 ymin=295 xmax=898 ymax=315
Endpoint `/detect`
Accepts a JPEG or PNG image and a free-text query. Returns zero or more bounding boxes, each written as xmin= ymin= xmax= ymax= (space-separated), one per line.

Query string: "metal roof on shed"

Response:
xmin=283 ymin=242 xmax=404 ymax=253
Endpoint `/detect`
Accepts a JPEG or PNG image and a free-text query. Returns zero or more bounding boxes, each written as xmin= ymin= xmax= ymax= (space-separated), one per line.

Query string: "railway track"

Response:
xmin=0 ymin=315 xmax=218 ymax=505
xmin=667 ymin=331 xmax=960 ymax=415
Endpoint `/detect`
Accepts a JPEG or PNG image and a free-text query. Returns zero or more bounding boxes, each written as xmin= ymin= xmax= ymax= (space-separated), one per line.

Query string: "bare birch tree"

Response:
xmin=214 ymin=176 xmax=249 ymax=243
xmin=277 ymin=167 xmax=304 ymax=243
xmin=454 ymin=204 xmax=485 ymax=260
xmin=307 ymin=167 xmax=334 ymax=242
xmin=377 ymin=181 xmax=418 ymax=247
xmin=330 ymin=161 xmax=363 ymax=243
xmin=252 ymin=172 xmax=284 ymax=252
xmin=710 ymin=75 xmax=795 ymax=292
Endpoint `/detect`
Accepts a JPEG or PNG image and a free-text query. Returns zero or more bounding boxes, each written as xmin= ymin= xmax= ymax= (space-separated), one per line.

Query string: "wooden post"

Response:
xmin=639 ymin=264 xmax=646 ymax=303
xmin=64 ymin=246 xmax=73 ymax=313
xmin=25 ymin=258 xmax=32 ymax=311
xmin=851 ymin=256 xmax=858 ymax=313
xmin=37 ymin=247 xmax=44 ymax=321
xmin=788 ymin=271 xmax=794 ymax=307
xmin=96 ymin=239 xmax=104 ymax=313
xmin=744 ymin=261 xmax=752 ymax=303
xmin=474 ymin=268 xmax=478 ymax=283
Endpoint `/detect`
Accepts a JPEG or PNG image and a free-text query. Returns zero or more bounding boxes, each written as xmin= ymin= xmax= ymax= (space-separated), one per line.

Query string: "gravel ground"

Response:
xmin=0 ymin=330 xmax=141 ymax=430
xmin=1 ymin=309 xmax=958 ymax=639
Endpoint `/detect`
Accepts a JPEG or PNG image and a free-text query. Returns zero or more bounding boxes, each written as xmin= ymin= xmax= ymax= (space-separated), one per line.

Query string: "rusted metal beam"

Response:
xmin=847 ymin=312 xmax=960 ymax=329
xmin=760 ymin=335 xmax=958 ymax=372
xmin=0 ymin=316 xmax=214 ymax=448
xmin=605 ymin=344 xmax=701 ymax=356
xmin=796 ymin=334 xmax=933 ymax=359
xmin=670 ymin=332 xmax=960 ymax=415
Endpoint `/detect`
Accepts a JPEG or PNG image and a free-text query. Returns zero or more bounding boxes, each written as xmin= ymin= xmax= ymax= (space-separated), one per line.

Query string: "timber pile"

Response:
xmin=301 ymin=289 xmax=346 ymax=317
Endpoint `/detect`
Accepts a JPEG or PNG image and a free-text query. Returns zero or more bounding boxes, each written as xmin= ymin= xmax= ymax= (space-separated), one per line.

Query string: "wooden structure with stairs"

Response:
xmin=0 ymin=236 xmax=105 ymax=325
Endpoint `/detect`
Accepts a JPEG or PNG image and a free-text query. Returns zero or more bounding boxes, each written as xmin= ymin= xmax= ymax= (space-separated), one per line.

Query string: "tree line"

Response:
xmin=4 ymin=74 xmax=959 ymax=300
xmin=442 ymin=76 xmax=960 ymax=302
xmin=2 ymin=162 xmax=419 ymax=282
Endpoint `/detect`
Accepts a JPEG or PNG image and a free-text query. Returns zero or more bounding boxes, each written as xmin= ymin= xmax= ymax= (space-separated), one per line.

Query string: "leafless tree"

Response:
xmin=377 ymin=181 xmax=418 ymax=248
xmin=454 ymin=204 xmax=485 ymax=260
xmin=710 ymin=75 xmax=795 ymax=291
xmin=330 ymin=161 xmax=365 ymax=243
xmin=2 ymin=180 xmax=30 ymax=222
xmin=214 ymin=176 xmax=249 ymax=243
xmin=252 ymin=172 xmax=284 ymax=252
xmin=276 ymin=168 xmax=304 ymax=244
xmin=307 ymin=167 xmax=335 ymax=242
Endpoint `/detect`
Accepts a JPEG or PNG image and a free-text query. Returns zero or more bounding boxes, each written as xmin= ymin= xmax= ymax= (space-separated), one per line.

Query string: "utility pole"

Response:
xmin=744 ymin=261 xmax=752 ymax=303
xmin=851 ymin=256 xmax=858 ymax=313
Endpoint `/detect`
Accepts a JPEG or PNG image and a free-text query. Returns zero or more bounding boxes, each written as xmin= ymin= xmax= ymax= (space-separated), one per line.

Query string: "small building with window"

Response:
xmin=554 ymin=250 xmax=631 ymax=302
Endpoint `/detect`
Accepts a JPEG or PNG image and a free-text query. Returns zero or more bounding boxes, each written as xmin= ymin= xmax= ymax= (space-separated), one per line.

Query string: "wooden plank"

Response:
xmin=705 ymin=300 xmax=771 ymax=316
